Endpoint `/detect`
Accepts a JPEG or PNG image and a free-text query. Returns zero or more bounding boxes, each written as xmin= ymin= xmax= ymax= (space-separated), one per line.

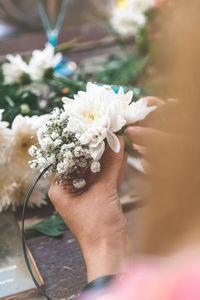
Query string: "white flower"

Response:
xmin=73 ymin=179 xmax=86 ymax=189
xmin=40 ymin=137 xmax=54 ymax=151
xmin=0 ymin=110 xmax=12 ymax=165
xmin=54 ymin=139 xmax=62 ymax=147
xmin=29 ymin=160 xmax=38 ymax=169
xmin=38 ymin=156 xmax=47 ymax=166
xmin=63 ymin=151 xmax=75 ymax=168
xmin=20 ymin=103 xmax=30 ymax=114
xmin=0 ymin=112 xmax=51 ymax=211
xmin=57 ymin=162 xmax=68 ymax=174
xmin=11 ymin=114 xmax=50 ymax=168
xmin=90 ymin=161 xmax=101 ymax=173
xmin=111 ymin=7 xmax=146 ymax=37
xmin=0 ymin=164 xmax=48 ymax=212
xmin=63 ymin=83 xmax=125 ymax=160
xmin=51 ymin=132 xmax=59 ymax=140
xmin=2 ymin=54 xmax=29 ymax=84
xmin=28 ymin=145 xmax=38 ymax=157
xmin=47 ymin=154 xmax=56 ymax=164
xmin=130 ymin=0 xmax=155 ymax=13
xmin=111 ymin=0 xmax=155 ymax=37
xmin=116 ymin=89 xmax=156 ymax=124
xmin=29 ymin=43 xmax=63 ymax=80
xmin=63 ymin=82 xmax=156 ymax=161
xmin=74 ymin=146 xmax=83 ymax=157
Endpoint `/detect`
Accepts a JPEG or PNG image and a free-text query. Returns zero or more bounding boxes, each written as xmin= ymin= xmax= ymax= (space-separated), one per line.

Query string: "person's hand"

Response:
xmin=48 ymin=137 xmax=132 ymax=282
xmin=125 ymin=96 xmax=166 ymax=172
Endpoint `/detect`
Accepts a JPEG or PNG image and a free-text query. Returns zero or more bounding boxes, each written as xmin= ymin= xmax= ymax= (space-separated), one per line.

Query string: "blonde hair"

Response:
xmin=134 ymin=0 xmax=200 ymax=255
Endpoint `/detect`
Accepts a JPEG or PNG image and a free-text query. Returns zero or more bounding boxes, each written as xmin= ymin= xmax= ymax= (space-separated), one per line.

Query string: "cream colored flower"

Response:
xmin=2 ymin=54 xmax=29 ymax=84
xmin=0 ymin=109 xmax=12 ymax=165
xmin=10 ymin=114 xmax=50 ymax=168
xmin=111 ymin=7 xmax=146 ymax=36
xmin=130 ymin=0 xmax=155 ymax=13
xmin=0 ymin=113 xmax=50 ymax=212
xmin=111 ymin=0 xmax=155 ymax=37
xmin=29 ymin=43 xmax=62 ymax=80
xmin=0 ymin=166 xmax=48 ymax=212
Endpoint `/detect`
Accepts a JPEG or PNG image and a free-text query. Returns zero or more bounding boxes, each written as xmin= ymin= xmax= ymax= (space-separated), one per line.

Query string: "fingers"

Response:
xmin=99 ymin=136 xmax=125 ymax=185
xmin=48 ymin=175 xmax=74 ymax=202
xmin=49 ymin=136 xmax=126 ymax=200
xmin=144 ymin=96 xmax=165 ymax=107
xmin=140 ymin=158 xmax=151 ymax=173
xmin=125 ymin=126 xmax=168 ymax=147
xmin=133 ymin=144 xmax=147 ymax=156
xmin=130 ymin=97 xmax=164 ymax=127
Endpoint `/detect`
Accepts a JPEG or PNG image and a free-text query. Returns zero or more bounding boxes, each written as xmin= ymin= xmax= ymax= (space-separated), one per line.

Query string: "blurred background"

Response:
xmin=0 ymin=0 xmax=109 ymax=55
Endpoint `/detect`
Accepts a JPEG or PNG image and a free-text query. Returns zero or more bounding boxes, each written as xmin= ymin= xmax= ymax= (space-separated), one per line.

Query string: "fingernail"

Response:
xmin=125 ymin=126 xmax=141 ymax=135
xmin=133 ymin=144 xmax=139 ymax=150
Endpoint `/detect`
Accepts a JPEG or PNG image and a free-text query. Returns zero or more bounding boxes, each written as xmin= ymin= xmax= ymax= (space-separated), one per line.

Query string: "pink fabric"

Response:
xmin=80 ymin=255 xmax=200 ymax=300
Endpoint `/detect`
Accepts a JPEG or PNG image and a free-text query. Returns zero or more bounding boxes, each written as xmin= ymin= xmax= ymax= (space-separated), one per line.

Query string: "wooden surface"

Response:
xmin=1 ymin=26 xmax=144 ymax=300
xmin=16 ymin=231 xmax=87 ymax=300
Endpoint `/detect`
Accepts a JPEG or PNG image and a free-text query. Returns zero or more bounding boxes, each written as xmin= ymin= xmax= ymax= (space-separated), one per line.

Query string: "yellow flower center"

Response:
xmin=87 ymin=112 xmax=95 ymax=122
xmin=117 ymin=0 xmax=127 ymax=9
xmin=82 ymin=108 xmax=99 ymax=124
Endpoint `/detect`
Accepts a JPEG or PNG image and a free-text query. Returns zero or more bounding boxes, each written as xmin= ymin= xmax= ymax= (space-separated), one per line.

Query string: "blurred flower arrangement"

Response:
xmin=0 ymin=43 xmax=141 ymax=212
xmin=0 ymin=110 xmax=50 ymax=212
xmin=0 ymin=43 xmax=86 ymax=126
xmin=0 ymin=0 xmax=172 ymax=213
xmin=0 ymin=44 xmax=87 ymax=212
xmin=110 ymin=0 xmax=155 ymax=38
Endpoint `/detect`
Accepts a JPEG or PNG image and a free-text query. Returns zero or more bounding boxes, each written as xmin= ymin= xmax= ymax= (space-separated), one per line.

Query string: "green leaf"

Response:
xmin=0 ymin=66 xmax=4 ymax=83
xmin=94 ymin=54 xmax=148 ymax=86
xmin=26 ymin=214 xmax=68 ymax=237
xmin=137 ymin=26 xmax=149 ymax=56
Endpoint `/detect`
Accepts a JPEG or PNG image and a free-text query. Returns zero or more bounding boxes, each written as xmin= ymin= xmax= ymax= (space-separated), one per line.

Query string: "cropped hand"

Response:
xmin=48 ymin=137 xmax=132 ymax=282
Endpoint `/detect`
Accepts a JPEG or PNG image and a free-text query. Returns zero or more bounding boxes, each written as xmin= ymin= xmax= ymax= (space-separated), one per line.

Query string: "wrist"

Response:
xmin=81 ymin=228 xmax=133 ymax=283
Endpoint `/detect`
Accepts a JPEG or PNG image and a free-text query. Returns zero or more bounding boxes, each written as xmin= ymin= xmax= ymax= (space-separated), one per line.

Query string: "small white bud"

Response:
xmin=90 ymin=161 xmax=101 ymax=173
xmin=73 ymin=179 xmax=86 ymax=189
xmin=51 ymin=132 xmax=59 ymax=140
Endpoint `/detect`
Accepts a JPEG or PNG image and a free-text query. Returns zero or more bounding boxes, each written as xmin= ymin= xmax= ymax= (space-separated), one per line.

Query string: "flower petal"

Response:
xmin=107 ymin=131 xmax=120 ymax=153
xmin=90 ymin=141 xmax=105 ymax=160
xmin=62 ymin=97 xmax=74 ymax=105
xmin=110 ymin=113 xmax=126 ymax=132
xmin=126 ymin=98 xmax=157 ymax=124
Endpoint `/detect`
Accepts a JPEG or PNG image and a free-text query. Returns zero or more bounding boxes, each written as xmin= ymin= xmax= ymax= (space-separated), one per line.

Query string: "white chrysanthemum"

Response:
xmin=111 ymin=7 xmax=146 ymax=36
xmin=2 ymin=54 xmax=29 ymax=84
xmin=129 ymin=0 xmax=155 ymax=13
xmin=63 ymin=82 xmax=156 ymax=161
xmin=0 ymin=113 xmax=51 ymax=211
xmin=10 ymin=114 xmax=50 ymax=168
xmin=29 ymin=43 xmax=62 ymax=80
xmin=0 ymin=165 xmax=48 ymax=212
xmin=0 ymin=110 xmax=12 ymax=165
xmin=111 ymin=0 xmax=155 ymax=37
xmin=115 ymin=87 xmax=156 ymax=124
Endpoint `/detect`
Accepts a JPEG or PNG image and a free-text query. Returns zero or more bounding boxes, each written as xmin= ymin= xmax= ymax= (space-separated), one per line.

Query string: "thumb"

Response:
xmin=98 ymin=136 xmax=125 ymax=185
